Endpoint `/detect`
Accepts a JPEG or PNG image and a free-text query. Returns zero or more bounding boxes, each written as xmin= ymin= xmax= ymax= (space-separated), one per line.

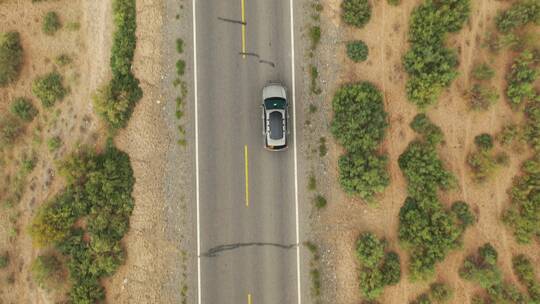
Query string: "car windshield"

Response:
xmin=269 ymin=111 xmax=283 ymax=140
xmin=264 ymin=97 xmax=286 ymax=110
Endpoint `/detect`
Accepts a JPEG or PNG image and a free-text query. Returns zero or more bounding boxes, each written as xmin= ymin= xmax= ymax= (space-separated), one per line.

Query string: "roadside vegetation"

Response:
xmin=0 ymin=31 xmax=23 ymax=86
xmin=356 ymin=232 xmax=401 ymax=300
xmin=307 ymin=1 xmax=323 ymax=95
xmin=341 ymin=0 xmax=371 ymax=28
xmin=29 ymin=143 xmax=134 ymax=303
xmin=346 ymin=40 xmax=369 ymax=62
xmin=398 ymin=114 xmax=474 ymax=280
xmin=403 ymin=0 xmax=470 ymax=108
xmin=305 ymin=241 xmax=323 ymax=303
xmin=331 ymin=82 xmax=389 ymax=202
xmin=93 ymin=0 xmax=142 ymax=130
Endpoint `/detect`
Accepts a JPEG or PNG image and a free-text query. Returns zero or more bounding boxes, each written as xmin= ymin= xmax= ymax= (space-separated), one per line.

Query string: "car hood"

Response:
xmin=263 ymin=84 xmax=286 ymax=100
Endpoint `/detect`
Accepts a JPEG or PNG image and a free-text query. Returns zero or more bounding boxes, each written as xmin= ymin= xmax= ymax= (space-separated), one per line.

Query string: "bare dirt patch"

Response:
xmin=304 ymin=0 xmax=540 ymax=303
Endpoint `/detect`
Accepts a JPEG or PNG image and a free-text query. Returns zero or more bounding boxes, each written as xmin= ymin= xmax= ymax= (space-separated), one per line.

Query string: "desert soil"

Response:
xmin=303 ymin=0 xmax=540 ymax=303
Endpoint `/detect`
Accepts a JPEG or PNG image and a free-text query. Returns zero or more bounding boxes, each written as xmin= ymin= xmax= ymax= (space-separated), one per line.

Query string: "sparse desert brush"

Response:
xmin=10 ymin=97 xmax=38 ymax=122
xmin=31 ymin=254 xmax=63 ymax=289
xmin=471 ymin=63 xmax=495 ymax=81
xmin=0 ymin=31 xmax=23 ymax=86
xmin=32 ymin=71 xmax=67 ymax=107
xmin=341 ymin=0 xmax=372 ymax=28
xmin=468 ymin=84 xmax=499 ymax=110
xmin=0 ymin=115 xmax=24 ymax=148
xmin=42 ymin=11 xmax=61 ymax=35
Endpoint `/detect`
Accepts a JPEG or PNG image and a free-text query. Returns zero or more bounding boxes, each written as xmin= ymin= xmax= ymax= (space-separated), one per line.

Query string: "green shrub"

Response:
xmin=503 ymin=155 xmax=540 ymax=243
xmin=30 ymin=144 xmax=134 ymax=303
xmin=176 ymin=59 xmax=186 ymax=75
xmin=100 ymin=0 xmax=142 ymax=129
xmin=474 ymin=133 xmax=494 ymax=150
xmin=31 ymin=254 xmax=63 ymax=288
xmin=331 ymin=82 xmax=387 ymax=154
xmin=429 ymin=282 xmax=453 ymax=302
xmin=47 ymin=136 xmax=62 ymax=152
xmin=499 ymin=123 xmax=523 ymax=146
xmin=495 ymin=0 xmax=540 ymax=33
xmin=460 ymin=244 xmax=528 ymax=303
xmin=410 ymin=114 xmax=444 ymax=145
xmin=410 ymin=293 xmax=431 ymax=304
xmin=451 ymin=201 xmax=475 ymax=228
xmin=381 ymin=252 xmax=401 ymax=285
xmin=42 ymin=11 xmax=61 ymax=35
xmin=525 ymin=98 xmax=540 ymax=151
xmin=512 ymin=254 xmax=540 ymax=301
xmin=346 ymin=40 xmax=369 ymax=62
xmin=404 ymin=0 xmax=470 ymax=108
xmin=10 ymin=98 xmax=38 ymax=122
xmin=472 ymin=63 xmax=495 ymax=81
xmin=468 ymin=84 xmax=499 ymax=110
xmin=309 ymin=25 xmax=321 ymax=50
xmin=0 ymin=253 xmax=8 ymax=268
xmin=54 ymin=54 xmax=72 ymax=67
xmin=356 ymin=232 xmax=401 ymax=300
xmin=357 ymin=232 xmax=385 ymax=268
xmin=399 ymin=196 xmax=462 ymax=280
xmin=341 ymin=0 xmax=372 ymax=28
xmin=29 ymin=190 xmax=82 ymax=247
xmin=338 ymin=152 xmax=389 ymax=201
xmin=32 ymin=72 xmax=67 ymax=107
xmin=398 ymin=141 xmax=454 ymax=200
xmin=467 ymin=150 xmax=508 ymax=182
xmin=331 ymin=82 xmax=389 ymax=201
xmin=313 ymin=194 xmax=327 ymax=209
xmin=506 ymin=51 xmax=538 ymax=107
xmin=0 ymin=31 xmax=23 ymax=86
xmin=176 ymin=38 xmax=184 ymax=53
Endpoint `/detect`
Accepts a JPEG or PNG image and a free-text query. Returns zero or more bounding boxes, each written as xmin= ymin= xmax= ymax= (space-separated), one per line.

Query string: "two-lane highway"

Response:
xmin=192 ymin=0 xmax=300 ymax=303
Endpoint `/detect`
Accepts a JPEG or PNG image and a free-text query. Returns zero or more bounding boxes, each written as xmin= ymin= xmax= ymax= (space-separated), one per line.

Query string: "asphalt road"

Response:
xmin=194 ymin=0 xmax=299 ymax=303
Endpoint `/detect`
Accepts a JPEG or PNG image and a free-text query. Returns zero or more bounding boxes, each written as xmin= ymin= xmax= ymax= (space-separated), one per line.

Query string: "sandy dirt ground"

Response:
xmin=303 ymin=0 xmax=540 ymax=303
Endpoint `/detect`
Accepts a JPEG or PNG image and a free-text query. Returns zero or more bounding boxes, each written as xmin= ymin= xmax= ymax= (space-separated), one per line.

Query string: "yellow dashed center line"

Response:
xmin=245 ymin=145 xmax=249 ymax=207
xmin=241 ymin=0 xmax=246 ymax=58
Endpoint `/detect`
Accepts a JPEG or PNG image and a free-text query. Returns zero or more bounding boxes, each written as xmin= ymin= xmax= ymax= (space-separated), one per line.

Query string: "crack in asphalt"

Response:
xmin=202 ymin=242 xmax=297 ymax=257
xmin=238 ymin=52 xmax=276 ymax=67
xmin=217 ymin=17 xmax=246 ymax=25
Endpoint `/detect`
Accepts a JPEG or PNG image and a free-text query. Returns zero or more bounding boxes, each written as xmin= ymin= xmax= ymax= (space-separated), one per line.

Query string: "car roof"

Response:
xmin=269 ymin=111 xmax=283 ymax=140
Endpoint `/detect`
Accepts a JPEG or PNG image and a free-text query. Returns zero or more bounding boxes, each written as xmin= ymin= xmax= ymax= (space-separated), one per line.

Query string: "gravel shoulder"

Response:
xmin=107 ymin=0 xmax=194 ymax=303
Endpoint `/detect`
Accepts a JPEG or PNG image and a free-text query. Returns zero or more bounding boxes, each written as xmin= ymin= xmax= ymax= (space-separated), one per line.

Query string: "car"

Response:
xmin=262 ymin=83 xmax=288 ymax=151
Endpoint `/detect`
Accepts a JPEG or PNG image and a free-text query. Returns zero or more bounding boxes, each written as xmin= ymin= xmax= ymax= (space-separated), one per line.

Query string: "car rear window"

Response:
xmin=269 ymin=111 xmax=283 ymax=140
